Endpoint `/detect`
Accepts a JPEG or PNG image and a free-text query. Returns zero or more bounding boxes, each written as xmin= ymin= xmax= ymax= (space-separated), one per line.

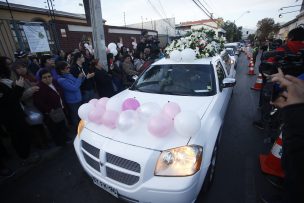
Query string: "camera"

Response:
xmin=259 ymin=49 xmax=304 ymax=76
xmin=259 ymin=49 xmax=304 ymax=102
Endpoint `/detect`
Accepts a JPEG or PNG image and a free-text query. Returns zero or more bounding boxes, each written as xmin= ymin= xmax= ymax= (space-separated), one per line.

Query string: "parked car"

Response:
xmin=225 ymin=47 xmax=238 ymax=67
xmin=224 ymin=43 xmax=240 ymax=56
xmin=74 ymin=55 xmax=236 ymax=203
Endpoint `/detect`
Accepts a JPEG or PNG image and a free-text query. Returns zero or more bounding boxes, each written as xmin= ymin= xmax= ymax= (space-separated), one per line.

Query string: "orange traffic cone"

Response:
xmin=251 ymin=73 xmax=263 ymax=90
xmin=248 ymin=59 xmax=254 ymax=67
xmin=248 ymin=66 xmax=255 ymax=75
xmin=259 ymin=133 xmax=285 ymax=178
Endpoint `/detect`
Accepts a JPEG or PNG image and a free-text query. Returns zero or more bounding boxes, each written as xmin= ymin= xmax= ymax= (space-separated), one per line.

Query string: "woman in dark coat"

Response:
xmin=33 ymin=69 xmax=68 ymax=146
xmin=91 ymin=59 xmax=115 ymax=98
xmin=0 ymin=56 xmax=31 ymax=159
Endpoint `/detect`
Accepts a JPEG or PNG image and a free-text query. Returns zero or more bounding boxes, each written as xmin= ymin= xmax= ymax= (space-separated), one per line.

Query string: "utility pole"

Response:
xmin=141 ymin=16 xmax=143 ymax=30
xmin=46 ymin=0 xmax=61 ymax=52
xmin=124 ymin=12 xmax=126 ymax=27
xmin=89 ymin=0 xmax=108 ymax=71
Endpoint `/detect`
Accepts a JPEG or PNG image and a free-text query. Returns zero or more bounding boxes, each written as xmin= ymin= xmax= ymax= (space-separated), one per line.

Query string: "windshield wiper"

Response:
xmin=130 ymin=86 xmax=144 ymax=92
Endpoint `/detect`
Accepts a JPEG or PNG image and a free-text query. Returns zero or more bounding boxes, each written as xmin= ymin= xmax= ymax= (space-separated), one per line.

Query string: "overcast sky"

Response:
xmin=2 ymin=0 xmax=302 ymax=29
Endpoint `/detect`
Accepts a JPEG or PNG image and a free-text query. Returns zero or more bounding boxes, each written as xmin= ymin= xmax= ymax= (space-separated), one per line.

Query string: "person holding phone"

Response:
xmin=261 ymin=69 xmax=304 ymax=203
xmin=70 ymin=52 xmax=95 ymax=103
xmin=56 ymin=61 xmax=85 ymax=132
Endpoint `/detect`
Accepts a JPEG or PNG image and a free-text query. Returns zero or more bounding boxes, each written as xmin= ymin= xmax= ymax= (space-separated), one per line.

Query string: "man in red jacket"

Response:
xmin=276 ymin=27 xmax=304 ymax=53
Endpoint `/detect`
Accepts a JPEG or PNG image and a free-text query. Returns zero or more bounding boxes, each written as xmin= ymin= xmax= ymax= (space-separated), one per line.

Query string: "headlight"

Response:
xmin=77 ymin=120 xmax=85 ymax=136
xmin=230 ymin=60 xmax=234 ymax=64
xmin=155 ymin=145 xmax=203 ymax=176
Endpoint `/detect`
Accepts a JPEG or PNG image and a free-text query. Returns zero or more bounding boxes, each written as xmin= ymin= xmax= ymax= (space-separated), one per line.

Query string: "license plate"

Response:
xmin=92 ymin=177 xmax=118 ymax=198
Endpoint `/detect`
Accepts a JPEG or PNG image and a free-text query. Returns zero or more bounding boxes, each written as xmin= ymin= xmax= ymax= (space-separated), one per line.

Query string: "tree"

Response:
xmin=256 ymin=18 xmax=280 ymax=43
xmin=247 ymin=34 xmax=255 ymax=44
xmin=222 ymin=21 xmax=243 ymax=42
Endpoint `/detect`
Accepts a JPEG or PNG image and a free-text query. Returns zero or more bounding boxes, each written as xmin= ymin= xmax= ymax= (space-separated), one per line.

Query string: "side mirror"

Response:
xmin=132 ymin=75 xmax=139 ymax=81
xmin=222 ymin=78 xmax=236 ymax=88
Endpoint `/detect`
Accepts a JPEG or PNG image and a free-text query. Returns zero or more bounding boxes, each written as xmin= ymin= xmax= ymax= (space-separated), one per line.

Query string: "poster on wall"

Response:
xmin=23 ymin=24 xmax=50 ymax=53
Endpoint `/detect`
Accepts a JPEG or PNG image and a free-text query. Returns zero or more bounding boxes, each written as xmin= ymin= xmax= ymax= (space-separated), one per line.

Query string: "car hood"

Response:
xmin=85 ymin=90 xmax=214 ymax=151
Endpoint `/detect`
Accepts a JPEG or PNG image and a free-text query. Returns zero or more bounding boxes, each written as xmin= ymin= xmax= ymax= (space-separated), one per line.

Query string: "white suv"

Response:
xmin=74 ymin=55 xmax=236 ymax=203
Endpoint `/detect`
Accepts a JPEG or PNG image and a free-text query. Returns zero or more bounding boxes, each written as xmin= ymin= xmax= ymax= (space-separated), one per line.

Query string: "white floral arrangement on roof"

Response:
xmin=165 ymin=28 xmax=225 ymax=60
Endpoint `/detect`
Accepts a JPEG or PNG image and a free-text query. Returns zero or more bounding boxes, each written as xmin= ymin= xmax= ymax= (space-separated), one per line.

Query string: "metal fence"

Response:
xmin=0 ymin=18 xmax=56 ymax=59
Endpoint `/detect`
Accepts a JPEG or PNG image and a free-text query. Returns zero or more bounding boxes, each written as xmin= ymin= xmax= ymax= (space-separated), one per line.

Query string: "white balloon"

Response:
xmin=106 ymin=97 xmax=123 ymax=111
xmin=181 ymin=48 xmax=196 ymax=62
xmin=137 ymin=102 xmax=161 ymax=120
xmin=108 ymin=42 xmax=117 ymax=50
xmin=111 ymin=49 xmax=118 ymax=56
xmin=169 ymin=50 xmax=182 ymax=62
xmin=78 ymin=103 xmax=94 ymax=121
xmin=117 ymin=42 xmax=123 ymax=49
xmin=117 ymin=110 xmax=137 ymax=130
xmin=174 ymin=111 xmax=201 ymax=137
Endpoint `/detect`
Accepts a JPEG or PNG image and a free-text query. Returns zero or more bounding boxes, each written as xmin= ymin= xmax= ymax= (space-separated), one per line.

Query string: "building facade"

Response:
xmin=276 ymin=1 xmax=304 ymax=40
xmin=175 ymin=18 xmax=226 ymax=38
xmin=126 ymin=18 xmax=175 ymax=48
xmin=0 ymin=2 xmax=157 ymax=59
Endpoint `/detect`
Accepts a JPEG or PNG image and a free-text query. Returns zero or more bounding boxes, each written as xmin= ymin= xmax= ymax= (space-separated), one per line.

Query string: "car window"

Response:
xmin=226 ymin=49 xmax=235 ymax=56
xmin=130 ymin=64 xmax=216 ymax=96
xmin=215 ymin=61 xmax=226 ymax=91
xmin=220 ymin=52 xmax=231 ymax=75
xmin=225 ymin=46 xmax=237 ymax=52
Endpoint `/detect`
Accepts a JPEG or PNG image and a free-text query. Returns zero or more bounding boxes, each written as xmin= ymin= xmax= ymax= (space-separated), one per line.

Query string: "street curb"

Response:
xmin=0 ymin=145 xmax=68 ymax=185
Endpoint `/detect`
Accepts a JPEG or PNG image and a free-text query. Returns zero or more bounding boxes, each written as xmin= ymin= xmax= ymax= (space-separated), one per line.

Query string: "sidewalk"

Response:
xmin=0 ymin=131 xmax=75 ymax=184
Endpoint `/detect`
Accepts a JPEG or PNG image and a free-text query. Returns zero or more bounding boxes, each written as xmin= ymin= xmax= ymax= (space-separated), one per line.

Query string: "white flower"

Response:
xmin=165 ymin=27 xmax=223 ymax=59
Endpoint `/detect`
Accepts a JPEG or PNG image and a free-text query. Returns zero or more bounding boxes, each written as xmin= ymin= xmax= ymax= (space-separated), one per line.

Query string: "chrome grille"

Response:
xmin=106 ymin=167 xmax=139 ymax=185
xmin=83 ymin=152 xmax=100 ymax=172
xmin=106 ymin=153 xmax=141 ymax=173
xmin=80 ymin=140 xmax=141 ymax=186
xmin=82 ymin=140 xmax=100 ymax=158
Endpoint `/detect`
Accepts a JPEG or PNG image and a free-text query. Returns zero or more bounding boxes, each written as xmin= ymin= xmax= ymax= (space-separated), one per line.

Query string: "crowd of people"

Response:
xmin=0 ymin=32 xmax=164 ymax=178
xmin=251 ymin=27 xmax=304 ymax=203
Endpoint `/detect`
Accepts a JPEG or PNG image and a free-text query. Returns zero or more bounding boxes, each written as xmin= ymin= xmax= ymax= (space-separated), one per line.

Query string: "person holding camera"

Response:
xmin=261 ymin=69 xmax=304 ymax=203
xmin=253 ymin=27 xmax=304 ymax=130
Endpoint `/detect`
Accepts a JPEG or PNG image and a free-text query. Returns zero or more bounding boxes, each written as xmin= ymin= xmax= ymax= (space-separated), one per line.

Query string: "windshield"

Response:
xmin=226 ymin=49 xmax=235 ymax=56
xmin=130 ymin=64 xmax=216 ymax=96
xmin=225 ymin=46 xmax=237 ymax=52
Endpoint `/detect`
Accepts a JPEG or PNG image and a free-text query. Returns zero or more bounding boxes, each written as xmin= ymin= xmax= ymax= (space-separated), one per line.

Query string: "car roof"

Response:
xmin=152 ymin=56 xmax=219 ymax=66
xmin=224 ymin=43 xmax=238 ymax=46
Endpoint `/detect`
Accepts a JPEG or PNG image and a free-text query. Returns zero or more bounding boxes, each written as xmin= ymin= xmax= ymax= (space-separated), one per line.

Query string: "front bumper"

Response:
xmin=74 ymin=129 xmax=208 ymax=203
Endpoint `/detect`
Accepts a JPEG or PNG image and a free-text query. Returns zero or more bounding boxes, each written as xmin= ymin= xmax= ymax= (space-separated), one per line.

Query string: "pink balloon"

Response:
xmin=88 ymin=107 xmax=105 ymax=124
xmin=122 ymin=98 xmax=140 ymax=111
xmin=102 ymin=110 xmax=119 ymax=129
xmin=96 ymin=97 xmax=109 ymax=109
xmin=89 ymin=98 xmax=98 ymax=106
xmin=162 ymin=102 xmax=181 ymax=119
xmin=148 ymin=114 xmax=173 ymax=137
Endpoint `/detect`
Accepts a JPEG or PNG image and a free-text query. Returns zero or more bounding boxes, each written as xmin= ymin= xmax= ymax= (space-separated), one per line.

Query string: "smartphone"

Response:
xmin=271 ymin=84 xmax=286 ymax=102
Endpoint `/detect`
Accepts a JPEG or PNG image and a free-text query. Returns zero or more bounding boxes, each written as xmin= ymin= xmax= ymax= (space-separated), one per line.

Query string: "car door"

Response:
xmin=215 ymin=60 xmax=231 ymax=118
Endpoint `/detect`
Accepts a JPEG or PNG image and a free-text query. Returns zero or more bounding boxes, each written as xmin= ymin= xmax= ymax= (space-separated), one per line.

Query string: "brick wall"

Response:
xmin=55 ymin=20 xmax=157 ymax=53
xmin=55 ymin=20 xmax=92 ymax=53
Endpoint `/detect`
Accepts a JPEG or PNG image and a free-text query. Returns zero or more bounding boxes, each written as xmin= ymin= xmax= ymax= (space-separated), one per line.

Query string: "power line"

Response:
xmin=195 ymin=0 xmax=212 ymax=17
xmin=157 ymin=0 xmax=168 ymax=19
xmin=201 ymin=0 xmax=219 ymax=17
xmin=146 ymin=0 xmax=175 ymax=30
xmin=192 ymin=0 xmax=219 ymax=26
xmin=200 ymin=0 xmax=213 ymax=12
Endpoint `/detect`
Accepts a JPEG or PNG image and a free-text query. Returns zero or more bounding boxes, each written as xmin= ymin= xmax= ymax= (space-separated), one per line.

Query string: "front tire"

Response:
xmin=201 ymin=137 xmax=219 ymax=193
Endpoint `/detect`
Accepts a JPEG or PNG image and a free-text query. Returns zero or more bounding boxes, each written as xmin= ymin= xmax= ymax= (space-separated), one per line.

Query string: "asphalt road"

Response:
xmin=0 ymin=52 xmax=279 ymax=203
